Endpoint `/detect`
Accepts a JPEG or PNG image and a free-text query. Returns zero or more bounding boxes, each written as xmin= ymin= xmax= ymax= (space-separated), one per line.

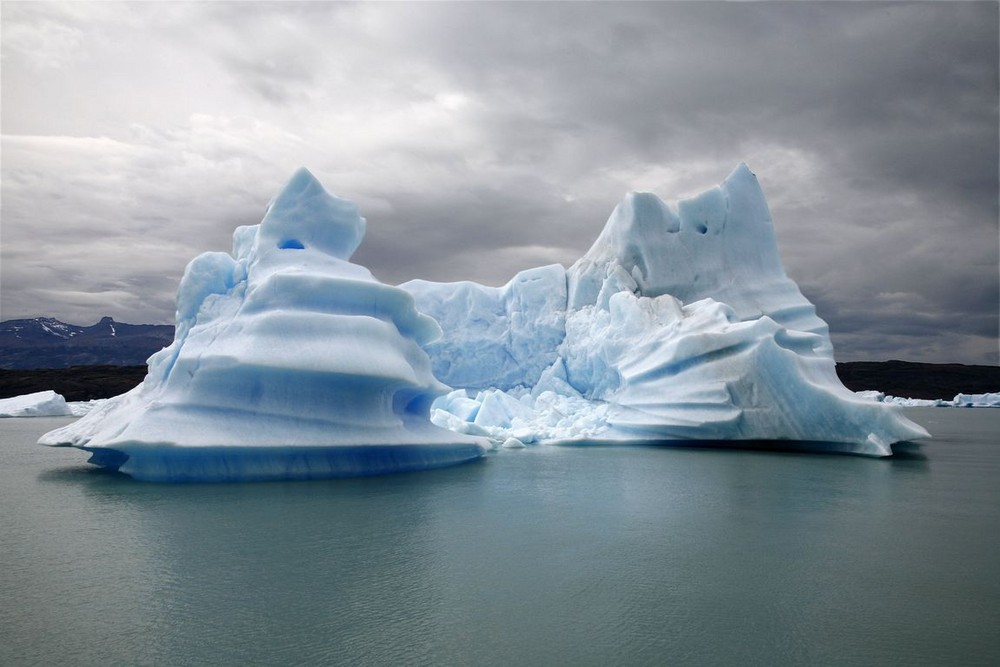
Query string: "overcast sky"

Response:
xmin=2 ymin=1 xmax=997 ymax=364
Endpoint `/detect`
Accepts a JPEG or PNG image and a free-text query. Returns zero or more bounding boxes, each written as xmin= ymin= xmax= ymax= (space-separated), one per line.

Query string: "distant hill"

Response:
xmin=0 ymin=317 xmax=174 ymax=369
xmin=835 ymin=360 xmax=1000 ymax=400
xmin=0 ymin=365 xmax=149 ymax=402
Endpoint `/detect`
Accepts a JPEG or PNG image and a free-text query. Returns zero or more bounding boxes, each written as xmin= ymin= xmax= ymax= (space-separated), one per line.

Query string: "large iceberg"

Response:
xmin=40 ymin=169 xmax=488 ymax=481
xmin=404 ymin=164 xmax=929 ymax=456
xmin=41 ymin=164 xmax=928 ymax=482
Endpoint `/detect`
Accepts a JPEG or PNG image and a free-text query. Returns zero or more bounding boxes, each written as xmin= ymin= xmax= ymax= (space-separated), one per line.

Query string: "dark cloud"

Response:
xmin=1 ymin=2 xmax=996 ymax=364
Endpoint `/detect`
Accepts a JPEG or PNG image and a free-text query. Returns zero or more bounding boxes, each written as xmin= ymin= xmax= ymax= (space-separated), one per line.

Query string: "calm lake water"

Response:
xmin=1 ymin=408 xmax=998 ymax=666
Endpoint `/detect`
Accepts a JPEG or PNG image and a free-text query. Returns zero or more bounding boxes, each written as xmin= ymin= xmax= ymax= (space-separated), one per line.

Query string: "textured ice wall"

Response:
xmin=401 ymin=264 xmax=567 ymax=390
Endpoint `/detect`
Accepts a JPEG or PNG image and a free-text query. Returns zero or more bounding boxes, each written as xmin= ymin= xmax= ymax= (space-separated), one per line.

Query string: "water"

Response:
xmin=1 ymin=408 xmax=998 ymax=666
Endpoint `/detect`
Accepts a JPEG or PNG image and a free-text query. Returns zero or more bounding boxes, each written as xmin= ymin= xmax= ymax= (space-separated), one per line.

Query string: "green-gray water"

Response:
xmin=2 ymin=408 xmax=998 ymax=665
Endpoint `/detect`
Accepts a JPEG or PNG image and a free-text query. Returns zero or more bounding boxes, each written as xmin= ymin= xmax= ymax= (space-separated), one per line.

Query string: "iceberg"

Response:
xmin=0 ymin=391 xmax=108 ymax=418
xmin=952 ymin=392 xmax=1000 ymax=407
xmin=854 ymin=391 xmax=950 ymax=408
xmin=0 ymin=390 xmax=73 ymax=418
xmin=404 ymin=164 xmax=929 ymax=456
xmin=857 ymin=390 xmax=1000 ymax=408
xmin=39 ymin=169 xmax=489 ymax=481
xmin=40 ymin=163 xmax=929 ymax=481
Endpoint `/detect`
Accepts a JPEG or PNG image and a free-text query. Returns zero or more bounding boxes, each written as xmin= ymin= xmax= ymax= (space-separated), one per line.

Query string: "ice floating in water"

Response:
xmin=39 ymin=169 xmax=488 ymax=481
xmin=857 ymin=390 xmax=1000 ymax=408
xmin=405 ymin=164 xmax=929 ymax=456
xmin=854 ymin=391 xmax=949 ymax=408
xmin=953 ymin=392 xmax=1000 ymax=407
xmin=0 ymin=390 xmax=103 ymax=418
xmin=0 ymin=391 xmax=73 ymax=418
xmin=0 ymin=392 xmax=111 ymax=417
xmin=41 ymin=163 xmax=930 ymax=482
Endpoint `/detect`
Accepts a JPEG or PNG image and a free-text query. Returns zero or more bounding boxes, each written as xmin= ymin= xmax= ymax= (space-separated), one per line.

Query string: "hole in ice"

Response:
xmin=278 ymin=239 xmax=305 ymax=250
xmin=394 ymin=389 xmax=434 ymax=417
xmin=696 ymin=222 xmax=709 ymax=234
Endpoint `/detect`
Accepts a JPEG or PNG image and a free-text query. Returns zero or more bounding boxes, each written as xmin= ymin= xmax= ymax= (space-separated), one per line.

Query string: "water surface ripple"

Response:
xmin=2 ymin=409 xmax=998 ymax=665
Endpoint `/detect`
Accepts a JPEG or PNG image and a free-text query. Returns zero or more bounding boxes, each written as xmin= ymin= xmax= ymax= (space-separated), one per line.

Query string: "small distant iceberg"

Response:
xmin=0 ymin=391 xmax=73 ymax=418
xmin=0 ymin=390 xmax=102 ymax=418
xmin=953 ymin=392 xmax=1000 ymax=407
xmin=857 ymin=390 xmax=1000 ymax=408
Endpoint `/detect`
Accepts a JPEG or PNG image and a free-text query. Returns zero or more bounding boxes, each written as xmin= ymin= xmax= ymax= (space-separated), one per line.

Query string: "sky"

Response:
xmin=1 ymin=1 xmax=997 ymax=365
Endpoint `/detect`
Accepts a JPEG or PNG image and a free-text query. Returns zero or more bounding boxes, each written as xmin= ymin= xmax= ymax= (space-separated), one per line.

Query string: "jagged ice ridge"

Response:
xmin=41 ymin=165 xmax=928 ymax=481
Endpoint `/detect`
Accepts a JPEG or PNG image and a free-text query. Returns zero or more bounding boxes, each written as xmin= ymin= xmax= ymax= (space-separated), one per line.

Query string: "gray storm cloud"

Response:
xmin=1 ymin=1 xmax=996 ymax=364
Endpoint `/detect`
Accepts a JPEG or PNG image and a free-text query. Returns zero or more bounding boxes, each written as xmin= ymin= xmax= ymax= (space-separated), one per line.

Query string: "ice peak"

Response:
xmin=258 ymin=167 xmax=366 ymax=260
xmin=617 ymin=191 xmax=681 ymax=233
xmin=566 ymin=164 xmax=827 ymax=345
xmin=726 ymin=161 xmax=756 ymax=183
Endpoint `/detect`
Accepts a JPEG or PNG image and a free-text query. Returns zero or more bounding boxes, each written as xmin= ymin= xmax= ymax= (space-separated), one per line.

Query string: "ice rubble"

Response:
xmin=39 ymin=169 xmax=488 ymax=481
xmin=404 ymin=164 xmax=929 ymax=455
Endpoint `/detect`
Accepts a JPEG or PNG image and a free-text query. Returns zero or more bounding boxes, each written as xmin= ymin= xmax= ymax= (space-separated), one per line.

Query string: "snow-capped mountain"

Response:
xmin=0 ymin=317 xmax=174 ymax=368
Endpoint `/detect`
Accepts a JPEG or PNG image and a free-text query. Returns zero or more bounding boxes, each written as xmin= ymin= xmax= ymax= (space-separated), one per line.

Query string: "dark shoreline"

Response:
xmin=1 ymin=360 xmax=998 ymax=403
xmin=835 ymin=361 xmax=1000 ymax=400
xmin=0 ymin=366 xmax=148 ymax=402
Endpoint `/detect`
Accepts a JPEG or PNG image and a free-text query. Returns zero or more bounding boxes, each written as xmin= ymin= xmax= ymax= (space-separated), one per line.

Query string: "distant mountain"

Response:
xmin=0 ymin=317 xmax=174 ymax=369
xmin=0 ymin=365 xmax=149 ymax=401
xmin=2 ymin=316 xmax=997 ymax=399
